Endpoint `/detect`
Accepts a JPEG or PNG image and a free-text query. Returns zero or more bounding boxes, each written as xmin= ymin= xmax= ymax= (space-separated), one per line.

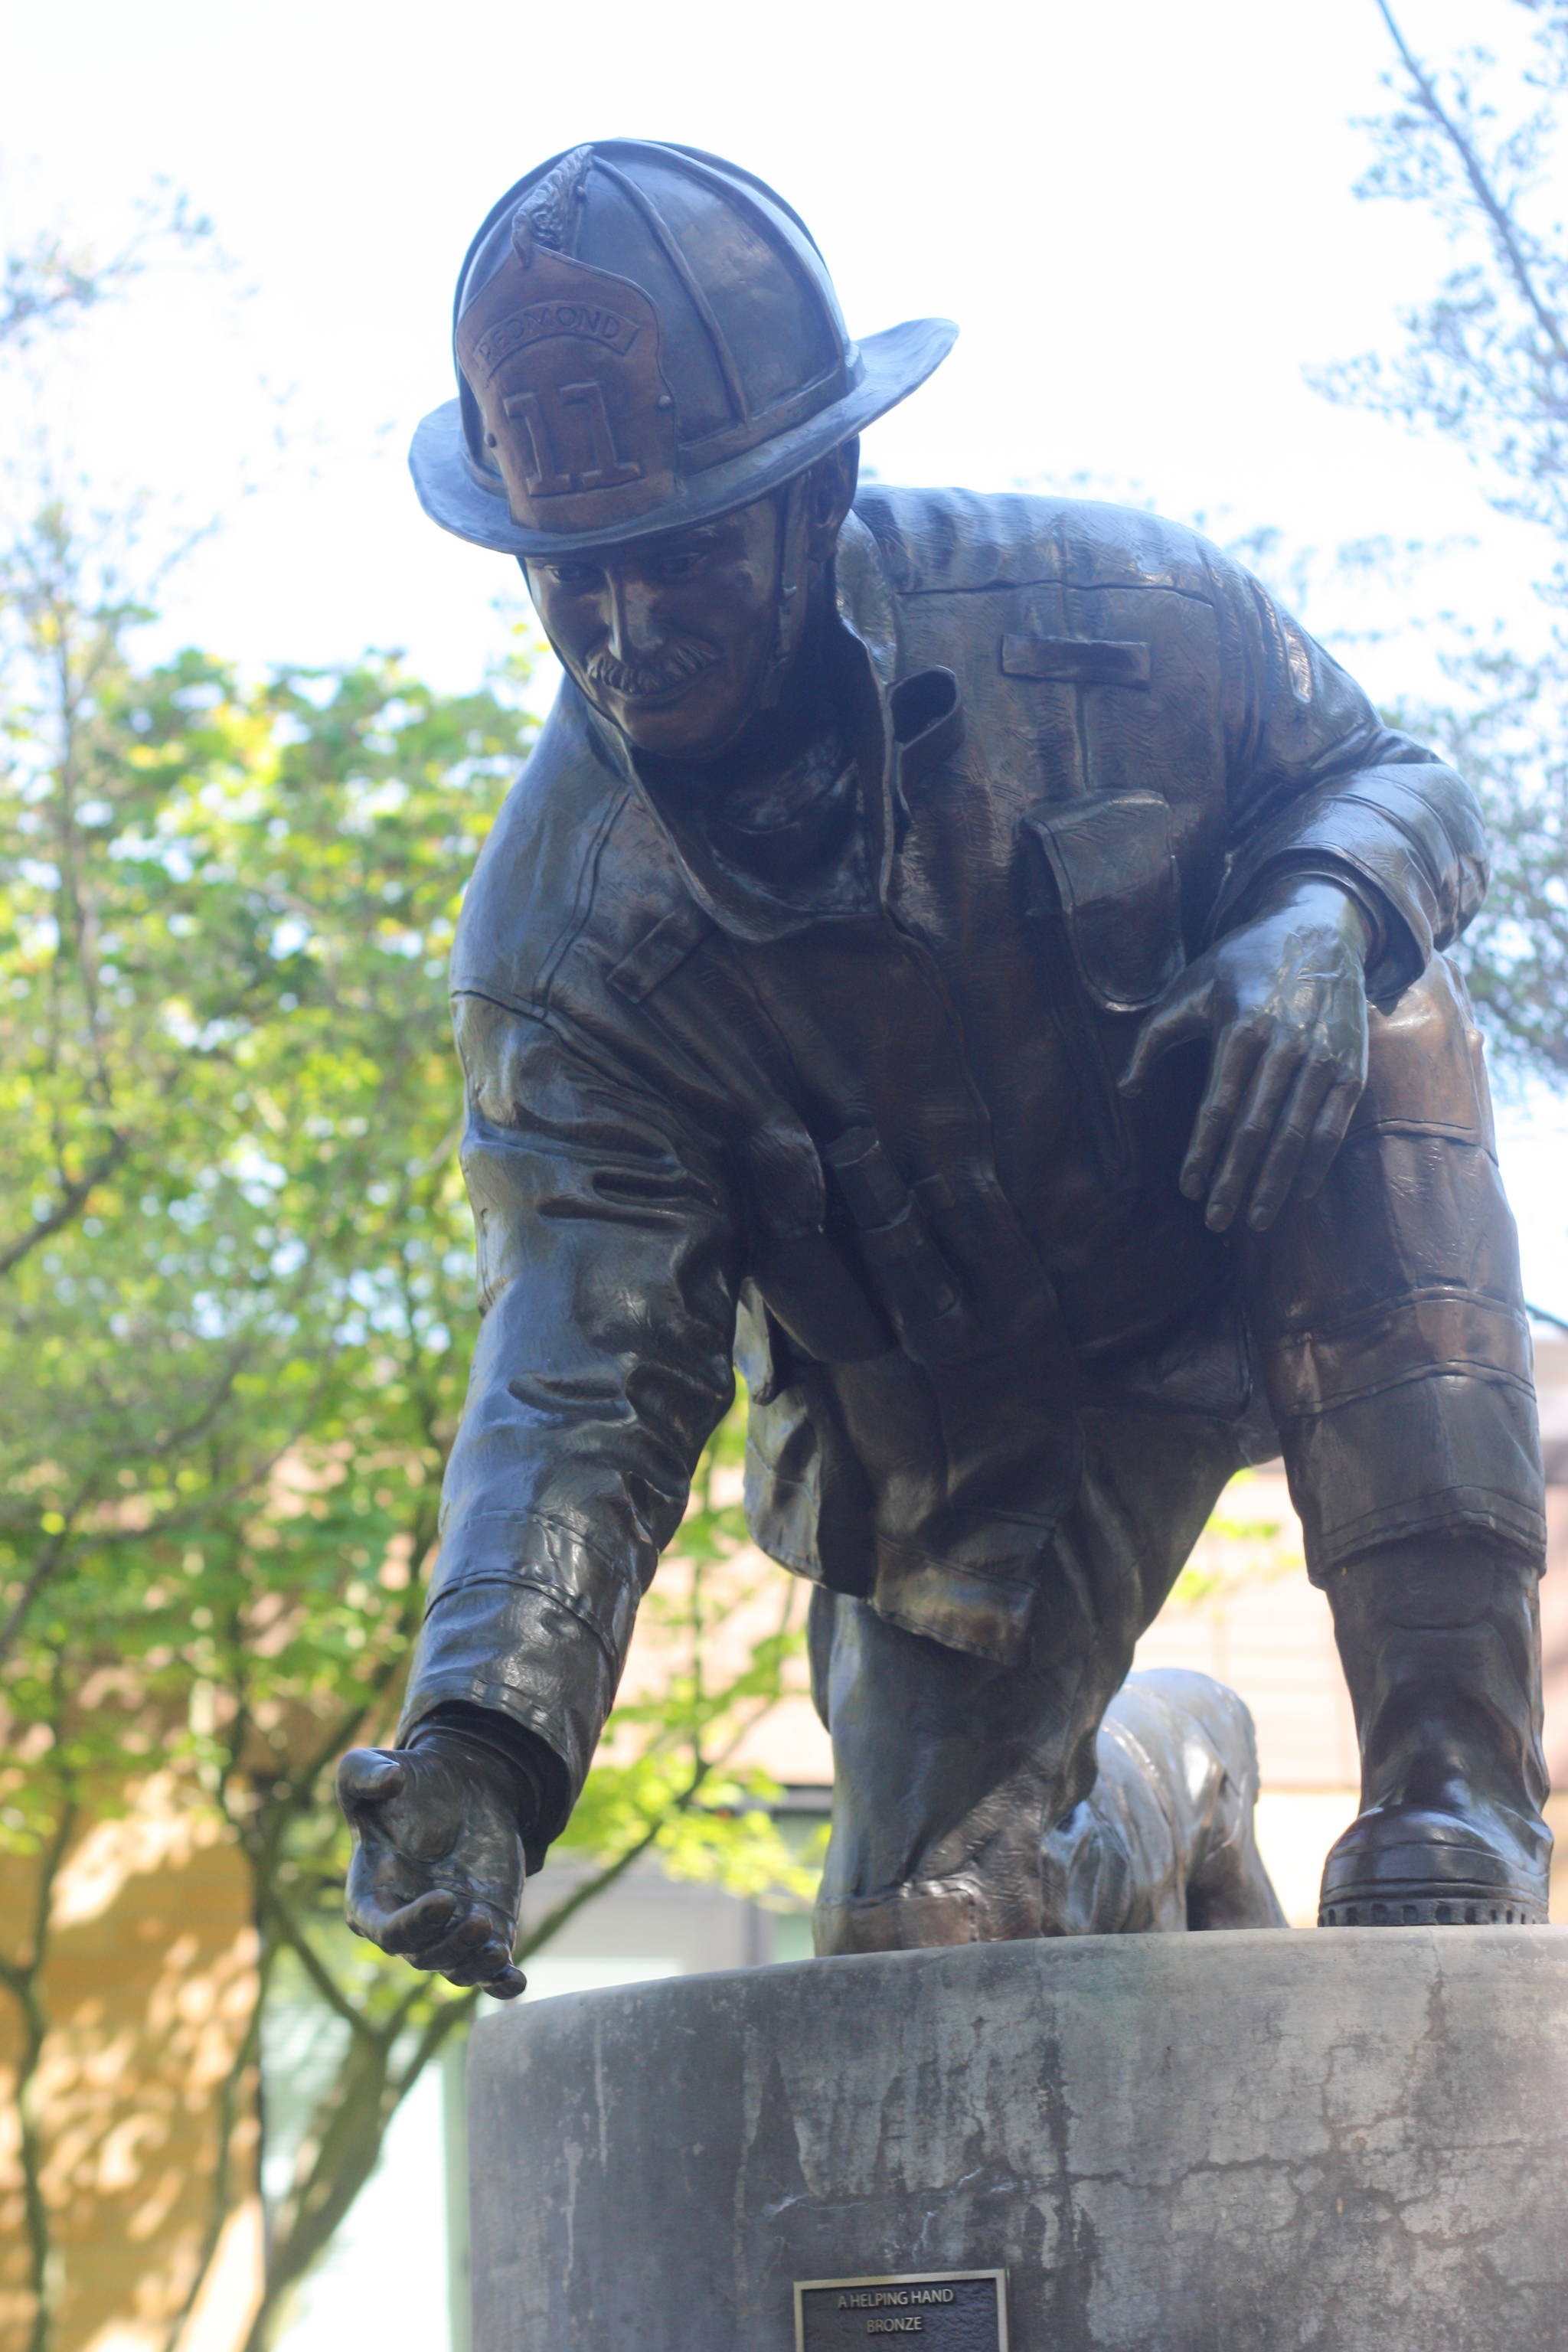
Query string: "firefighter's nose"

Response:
xmin=605 ymin=577 xmax=665 ymax=664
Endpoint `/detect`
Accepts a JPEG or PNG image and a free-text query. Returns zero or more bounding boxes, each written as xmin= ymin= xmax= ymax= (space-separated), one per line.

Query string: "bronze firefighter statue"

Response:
xmin=337 ymin=141 xmax=1550 ymax=1993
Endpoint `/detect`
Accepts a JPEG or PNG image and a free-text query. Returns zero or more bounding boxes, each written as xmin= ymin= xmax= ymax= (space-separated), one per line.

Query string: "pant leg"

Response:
xmin=809 ymin=1407 xmax=1240 ymax=1952
xmin=1244 ymin=955 xmax=1546 ymax=1582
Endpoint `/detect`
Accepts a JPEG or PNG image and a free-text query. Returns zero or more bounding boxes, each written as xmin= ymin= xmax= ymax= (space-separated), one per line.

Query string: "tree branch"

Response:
xmin=385 ymin=1983 xmax=481 ymax=2099
xmin=160 ymin=1985 xmax=266 ymax=2352
xmin=0 ymin=1128 xmax=132 ymax=1276
xmin=0 ymin=1502 xmax=93 ymax=1672
xmin=518 ymin=1763 xmax=710 ymax=1965
xmin=254 ymin=1881 xmax=376 ymax=2043
xmin=1375 ymin=0 xmax=1568 ymax=367
xmin=245 ymin=2035 xmax=397 ymax=2349
xmin=0 ymin=1681 xmax=79 ymax=2352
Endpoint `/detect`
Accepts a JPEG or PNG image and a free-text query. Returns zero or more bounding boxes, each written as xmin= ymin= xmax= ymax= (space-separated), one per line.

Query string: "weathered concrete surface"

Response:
xmin=468 ymin=1928 xmax=1568 ymax=2351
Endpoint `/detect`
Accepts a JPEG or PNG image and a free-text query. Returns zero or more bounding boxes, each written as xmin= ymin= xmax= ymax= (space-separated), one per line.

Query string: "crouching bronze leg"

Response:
xmin=808 ymin=1586 xmax=1283 ymax=1953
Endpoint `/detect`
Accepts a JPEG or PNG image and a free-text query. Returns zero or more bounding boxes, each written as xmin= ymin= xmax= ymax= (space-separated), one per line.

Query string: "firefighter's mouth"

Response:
xmin=586 ymin=641 xmax=721 ymax=704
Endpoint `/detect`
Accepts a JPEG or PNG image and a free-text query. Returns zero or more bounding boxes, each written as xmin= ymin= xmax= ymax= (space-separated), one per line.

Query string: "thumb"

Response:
xmin=1119 ymin=972 xmax=1210 ymax=1096
xmin=337 ymin=1748 xmax=407 ymax=1811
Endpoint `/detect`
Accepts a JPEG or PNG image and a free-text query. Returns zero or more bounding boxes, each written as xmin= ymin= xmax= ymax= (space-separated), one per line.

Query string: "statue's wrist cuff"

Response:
xmin=404 ymin=1705 xmax=557 ymax=1845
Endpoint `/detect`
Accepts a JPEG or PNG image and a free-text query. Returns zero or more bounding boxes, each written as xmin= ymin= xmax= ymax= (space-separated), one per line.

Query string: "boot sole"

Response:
xmin=1320 ymin=1891 xmax=1547 ymax=1928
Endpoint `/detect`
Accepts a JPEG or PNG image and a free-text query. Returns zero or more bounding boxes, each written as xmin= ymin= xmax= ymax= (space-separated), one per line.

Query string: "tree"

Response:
xmin=1332 ymin=2 xmax=1568 ymax=554
xmin=1316 ymin=0 xmax=1568 ymax=1084
xmin=0 ymin=523 xmax=815 ymax=2352
xmin=1 ymin=187 xmax=211 ymax=354
xmin=1377 ymin=651 xmax=1568 ymax=1083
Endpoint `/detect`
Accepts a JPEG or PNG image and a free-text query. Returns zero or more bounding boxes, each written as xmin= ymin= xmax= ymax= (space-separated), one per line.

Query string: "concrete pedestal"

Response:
xmin=468 ymin=1928 xmax=1568 ymax=2351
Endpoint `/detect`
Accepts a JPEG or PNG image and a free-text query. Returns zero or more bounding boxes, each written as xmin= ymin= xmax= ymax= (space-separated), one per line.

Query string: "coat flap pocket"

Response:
xmin=1001 ymin=635 xmax=1151 ymax=687
xmin=1024 ymin=789 xmax=1184 ymax=1012
xmin=606 ymin=901 xmax=712 ymax=1004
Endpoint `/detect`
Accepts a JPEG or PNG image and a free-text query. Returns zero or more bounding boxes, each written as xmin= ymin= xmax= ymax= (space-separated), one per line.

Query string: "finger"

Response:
xmin=1293 ymin=1078 xmax=1364 ymax=1201
xmin=393 ymin=1905 xmax=511 ymax=1978
xmin=337 ymin=1749 xmax=407 ymax=1811
xmin=1240 ymin=1057 xmax=1338 ymax=1232
xmin=483 ymin=1965 xmax=528 ymax=2001
xmin=432 ymin=1939 xmax=518 ymax=1989
xmin=1203 ymin=1043 xmax=1302 ymax=1231
xmin=357 ymin=1886 xmax=459 ymax=1956
xmin=1179 ymin=1024 xmax=1268 ymax=1201
xmin=423 ymin=1909 xmax=503 ymax=1966
xmin=346 ymin=1885 xmax=455 ymax=1952
xmin=1119 ymin=977 xmax=1211 ymax=1097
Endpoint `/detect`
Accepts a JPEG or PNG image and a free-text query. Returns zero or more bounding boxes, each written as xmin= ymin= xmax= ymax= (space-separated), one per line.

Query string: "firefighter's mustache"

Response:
xmin=586 ymin=640 xmax=720 ymax=701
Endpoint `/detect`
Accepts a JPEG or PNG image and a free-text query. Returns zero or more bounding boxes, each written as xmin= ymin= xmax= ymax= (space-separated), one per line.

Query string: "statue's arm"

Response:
xmin=1204 ymin=551 xmax=1489 ymax=998
xmin=1122 ymin=549 xmax=1488 ymax=1236
xmin=340 ymin=990 xmax=740 ymax=1990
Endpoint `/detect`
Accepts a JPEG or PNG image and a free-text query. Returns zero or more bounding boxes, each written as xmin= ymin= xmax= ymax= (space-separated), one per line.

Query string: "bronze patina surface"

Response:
xmin=337 ymin=140 xmax=1553 ymax=1998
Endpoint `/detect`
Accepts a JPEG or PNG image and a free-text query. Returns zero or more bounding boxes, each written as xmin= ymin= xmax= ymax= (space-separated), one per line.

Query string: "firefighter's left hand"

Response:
xmin=338 ymin=1743 xmax=528 ymax=1997
xmin=1120 ymin=875 xmax=1371 ymax=1233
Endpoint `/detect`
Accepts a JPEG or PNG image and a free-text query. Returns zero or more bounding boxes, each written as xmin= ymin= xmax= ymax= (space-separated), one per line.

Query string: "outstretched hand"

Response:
xmin=338 ymin=1743 xmax=528 ymax=1999
xmin=1120 ymin=877 xmax=1372 ymax=1234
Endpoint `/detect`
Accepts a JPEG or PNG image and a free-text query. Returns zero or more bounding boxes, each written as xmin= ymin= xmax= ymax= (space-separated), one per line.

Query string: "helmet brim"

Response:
xmin=407 ymin=314 xmax=957 ymax=558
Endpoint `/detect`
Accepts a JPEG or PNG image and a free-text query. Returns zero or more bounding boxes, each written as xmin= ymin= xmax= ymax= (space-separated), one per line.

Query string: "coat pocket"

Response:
xmin=1022 ymin=789 xmax=1186 ymax=1185
xmin=737 ymin=1122 xmax=891 ymax=1377
xmin=1023 ymin=789 xmax=1184 ymax=1014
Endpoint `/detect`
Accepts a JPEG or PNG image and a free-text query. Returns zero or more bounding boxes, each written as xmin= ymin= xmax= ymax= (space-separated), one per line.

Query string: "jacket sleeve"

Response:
xmin=1204 ymin=548 xmax=1489 ymax=1000
xmin=396 ymin=990 xmax=740 ymax=1837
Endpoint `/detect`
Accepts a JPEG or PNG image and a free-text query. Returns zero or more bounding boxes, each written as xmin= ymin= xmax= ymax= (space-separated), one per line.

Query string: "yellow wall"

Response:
xmin=0 ymin=1783 xmax=259 ymax=2352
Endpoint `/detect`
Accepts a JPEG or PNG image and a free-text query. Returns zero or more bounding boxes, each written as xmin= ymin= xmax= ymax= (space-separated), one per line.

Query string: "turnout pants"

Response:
xmin=810 ymin=957 xmax=1545 ymax=1953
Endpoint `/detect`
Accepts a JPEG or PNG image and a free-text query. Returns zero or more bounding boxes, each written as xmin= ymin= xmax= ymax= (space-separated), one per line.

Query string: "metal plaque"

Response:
xmin=795 ymin=2269 xmax=1008 ymax=2351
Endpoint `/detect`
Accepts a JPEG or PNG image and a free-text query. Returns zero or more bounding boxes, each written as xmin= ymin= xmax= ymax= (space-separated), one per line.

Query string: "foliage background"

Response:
xmin=0 ymin=515 xmax=813 ymax=2349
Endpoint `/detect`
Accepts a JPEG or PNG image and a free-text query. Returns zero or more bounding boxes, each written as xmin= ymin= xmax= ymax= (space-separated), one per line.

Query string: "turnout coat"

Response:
xmin=398 ymin=488 xmax=1544 ymax=1838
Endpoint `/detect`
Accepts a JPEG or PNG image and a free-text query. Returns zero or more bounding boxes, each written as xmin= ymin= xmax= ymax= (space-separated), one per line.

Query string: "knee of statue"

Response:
xmin=1361 ymin=954 xmax=1491 ymax=1138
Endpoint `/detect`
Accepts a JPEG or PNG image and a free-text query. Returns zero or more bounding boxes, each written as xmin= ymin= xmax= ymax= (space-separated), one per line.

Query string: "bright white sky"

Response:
xmin=4 ymin=0 xmax=1567 ymax=1302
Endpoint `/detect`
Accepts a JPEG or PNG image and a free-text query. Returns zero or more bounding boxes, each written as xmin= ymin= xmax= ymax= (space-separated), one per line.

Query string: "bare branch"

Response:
xmin=160 ymin=1988 xmax=266 ymax=2352
xmin=0 ymin=1498 xmax=96 ymax=1671
xmin=0 ymin=191 xmax=214 ymax=352
xmin=0 ymin=1662 xmax=80 ymax=2352
xmin=518 ymin=1763 xmax=710 ymax=1963
xmin=1374 ymin=0 xmax=1568 ymax=367
xmin=0 ymin=1132 xmax=133 ymax=1278
xmin=254 ymin=1881 xmax=377 ymax=2043
xmin=384 ymin=1981 xmax=481 ymax=2092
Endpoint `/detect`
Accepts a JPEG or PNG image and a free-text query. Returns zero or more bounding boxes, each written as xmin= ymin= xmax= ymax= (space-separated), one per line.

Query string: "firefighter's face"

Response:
xmin=524 ymin=492 xmax=784 ymax=761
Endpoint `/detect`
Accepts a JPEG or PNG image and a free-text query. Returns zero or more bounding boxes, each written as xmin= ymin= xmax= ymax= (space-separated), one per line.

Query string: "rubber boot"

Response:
xmin=1318 ymin=1541 xmax=1551 ymax=1927
xmin=1043 ymin=1668 xmax=1288 ymax=1935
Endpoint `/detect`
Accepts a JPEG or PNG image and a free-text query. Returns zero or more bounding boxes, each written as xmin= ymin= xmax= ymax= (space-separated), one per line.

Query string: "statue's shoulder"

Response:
xmin=450 ymin=685 xmax=667 ymax=1014
xmin=851 ymin=482 xmax=1219 ymax=599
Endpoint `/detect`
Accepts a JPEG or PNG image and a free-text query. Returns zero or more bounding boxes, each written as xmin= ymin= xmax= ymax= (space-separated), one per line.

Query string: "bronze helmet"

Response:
xmin=410 ymin=140 xmax=956 ymax=557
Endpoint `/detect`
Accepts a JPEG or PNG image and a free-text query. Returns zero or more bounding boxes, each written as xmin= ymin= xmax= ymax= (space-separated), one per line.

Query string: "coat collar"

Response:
xmin=836 ymin=505 xmax=964 ymax=779
xmin=577 ymin=502 xmax=964 ymax=944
